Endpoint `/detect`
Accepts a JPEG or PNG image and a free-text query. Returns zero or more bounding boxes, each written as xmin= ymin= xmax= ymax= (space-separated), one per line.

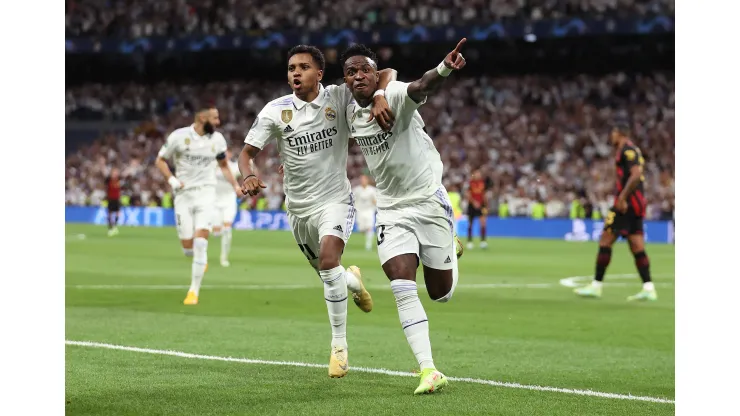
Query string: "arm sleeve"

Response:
xmin=326 ymin=84 xmax=354 ymax=110
xmin=157 ymin=131 xmax=178 ymax=159
xmin=621 ymin=146 xmax=642 ymax=171
xmin=245 ymin=108 xmax=278 ymax=150
xmin=386 ymin=80 xmax=426 ymax=119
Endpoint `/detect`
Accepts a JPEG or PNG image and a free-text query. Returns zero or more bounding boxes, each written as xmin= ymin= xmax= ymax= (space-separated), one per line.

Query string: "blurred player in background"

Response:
xmin=466 ymin=169 xmax=488 ymax=249
xmin=342 ymin=40 xmax=466 ymax=394
xmin=105 ymin=167 xmax=122 ymax=237
xmin=239 ymin=45 xmax=397 ymax=378
xmin=212 ymin=149 xmax=243 ymax=267
xmin=353 ymin=174 xmax=377 ymax=251
xmin=155 ymin=105 xmax=242 ymax=305
xmin=575 ymin=124 xmax=657 ymax=301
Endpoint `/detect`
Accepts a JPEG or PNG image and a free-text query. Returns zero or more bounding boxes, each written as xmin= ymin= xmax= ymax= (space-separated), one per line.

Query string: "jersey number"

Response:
xmin=605 ymin=211 xmax=616 ymax=227
xmin=376 ymin=225 xmax=386 ymax=246
xmin=298 ymin=244 xmax=318 ymax=261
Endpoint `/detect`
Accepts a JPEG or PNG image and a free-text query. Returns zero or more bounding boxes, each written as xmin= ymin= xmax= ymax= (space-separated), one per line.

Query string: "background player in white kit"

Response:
xmin=155 ymin=106 xmax=242 ymax=306
xmin=212 ymin=148 xmax=244 ymax=267
xmin=341 ymin=41 xmax=467 ymax=394
xmin=238 ymin=45 xmax=397 ymax=379
xmin=352 ymin=174 xmax=377 ymax=251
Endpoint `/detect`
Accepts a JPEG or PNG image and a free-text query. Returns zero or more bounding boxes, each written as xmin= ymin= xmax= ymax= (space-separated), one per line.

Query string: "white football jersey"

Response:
xmin=353 ymin=185 xmax=377 ymax=212
xmin=158 ymin=125 xmax=228 ymax=190
xmin=347 ymin=81 xmax=444 ymax=208
xmin=245 ymin=84 xmax=354 ymax=217
xmin=215 ymin=160 xmax=241 ymax=196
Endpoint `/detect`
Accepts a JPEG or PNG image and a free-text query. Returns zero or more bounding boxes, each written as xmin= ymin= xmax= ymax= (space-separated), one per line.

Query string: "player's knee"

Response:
xmin=382 ymin=256 xmax=418 ymax=281
xmin=318 ymin=253 xmax=340 ymax=271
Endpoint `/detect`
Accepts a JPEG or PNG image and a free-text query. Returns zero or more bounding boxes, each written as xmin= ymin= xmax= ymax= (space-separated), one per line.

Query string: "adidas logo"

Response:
xmin=333 ymin=225 xmax=343 ymax=233
xmin=444 ymin=256 xmax=451 ymax=264
xmin=284 ymin=125 xmax=294 ymax=133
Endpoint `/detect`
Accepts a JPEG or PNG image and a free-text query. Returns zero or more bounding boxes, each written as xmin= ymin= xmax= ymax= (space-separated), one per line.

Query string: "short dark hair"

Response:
xmin=339 ymin=44 xmax=378 ymax=68
xmin=287 ymin=45 xmax=325 ymax=71
xmin=613 ymin=119 xmax=632 ymax=136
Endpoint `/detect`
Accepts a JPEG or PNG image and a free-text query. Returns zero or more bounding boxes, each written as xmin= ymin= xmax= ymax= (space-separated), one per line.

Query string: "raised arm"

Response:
xmin=407 ymin=38 xmax=467 ymax=103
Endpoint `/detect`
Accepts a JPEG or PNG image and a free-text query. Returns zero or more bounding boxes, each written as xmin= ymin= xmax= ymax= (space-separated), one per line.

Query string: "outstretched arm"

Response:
xmin=407 ymin=38 xmax=467 ymax=103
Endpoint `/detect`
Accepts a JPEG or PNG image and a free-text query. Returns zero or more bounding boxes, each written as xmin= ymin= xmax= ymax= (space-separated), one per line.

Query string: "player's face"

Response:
xmin=288 ymin=53 xmax=323 ymax=96
xmin=609 ymin=128 xmax=621 ymax=146
xmin=471 ymin=170 xmax=481 ymax=180
xmin=343 ymin=56 xmax=379 ymax=101
xmin=201 ymin=109 xmax=220 ymax=134
xmin=111 ymin=168 xmax=119 ymax=178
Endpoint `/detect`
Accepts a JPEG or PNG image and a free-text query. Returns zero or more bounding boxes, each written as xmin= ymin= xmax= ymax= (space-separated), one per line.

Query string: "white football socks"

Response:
xmin=391 ymin=279 xmax=435 ymax=370
xmin=220 ymin=227 xmax=232 ymax=261
xmin=320 ymin=266 xmax=349 ymax=348
xmin=364 ymin=229 xmax=374 ymax=250
xmin=189 ymin=237 xmax=208 ymax=296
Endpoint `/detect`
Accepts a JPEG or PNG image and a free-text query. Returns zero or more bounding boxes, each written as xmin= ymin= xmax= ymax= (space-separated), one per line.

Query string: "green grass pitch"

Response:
xmin=65 ymin=223 xmax=675 ymax=415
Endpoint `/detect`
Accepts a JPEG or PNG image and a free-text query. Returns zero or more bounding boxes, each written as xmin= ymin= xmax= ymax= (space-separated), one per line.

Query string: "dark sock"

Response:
xmin=108 ymin=214 xmax=114 ymax=229
xmin=633 ymin=251 xmax=652 ymax=283
xmin=467 ymin=222 xmax=473 ymax=242
xmin=595 ymin=246 xmax=612 ymax=282
xmin=480 ymin=226 xmax=486 ymax=241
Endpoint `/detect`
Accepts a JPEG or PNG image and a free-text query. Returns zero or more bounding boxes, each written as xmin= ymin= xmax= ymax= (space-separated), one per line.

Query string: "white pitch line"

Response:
xmin=65 ymin=340 xmax=674 ymax=404
xmin=66 ymin=283 xmax=561 ymax=290
xmin=559 ymin=274 xmax=675 ymax=288
xmin=67 ymin=280 xmax=674 ymax=291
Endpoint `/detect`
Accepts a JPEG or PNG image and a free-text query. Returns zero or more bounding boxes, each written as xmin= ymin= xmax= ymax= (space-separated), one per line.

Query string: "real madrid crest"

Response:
xmin=325 ymin=107 xmax=336 ymax=121
xmin=184 ymin=137 xmax=191 ymax=146
xmin=281 ymin=109 xmax=293 ymax=123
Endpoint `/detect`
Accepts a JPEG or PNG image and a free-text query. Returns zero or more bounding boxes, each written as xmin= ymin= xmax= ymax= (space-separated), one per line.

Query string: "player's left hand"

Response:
xmin=615 ymin=198 xmax=628 ymax=213
xmin=370 ymin=95 xmax=395 ymax=131
xmin=233 ymin=185 xmax=244 ymax=196
xmin=444 ymin=38 xmax=467 ymax=70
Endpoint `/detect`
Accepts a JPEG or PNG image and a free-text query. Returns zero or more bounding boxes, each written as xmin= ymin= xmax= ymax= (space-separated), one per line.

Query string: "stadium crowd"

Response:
xmin=66 ymin=0 xmax=675 ymax=38
xmin=66 ymin=71 xmax=674 ymax=220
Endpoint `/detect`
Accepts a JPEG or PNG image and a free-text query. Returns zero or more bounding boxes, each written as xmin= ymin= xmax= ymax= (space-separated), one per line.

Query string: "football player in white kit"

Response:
xmin=212 ymin=148 xmax=243 ymax=267
xmin=352 ymin=174 xmax=377 ymax=251
xmin=238 ymin=45 xmax=397 ymax=379
xmin=341 ymin=40 xmax=467 ymax=394
xmin=155 ymin=106 xmax=242 ymax=306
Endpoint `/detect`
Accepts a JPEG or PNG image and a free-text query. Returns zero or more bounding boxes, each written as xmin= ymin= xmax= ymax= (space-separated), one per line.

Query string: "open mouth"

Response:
xmin=292 ymin=79 xmax=302 ymax=88
xmin=354 ymin=84 xmax=367 ymax=91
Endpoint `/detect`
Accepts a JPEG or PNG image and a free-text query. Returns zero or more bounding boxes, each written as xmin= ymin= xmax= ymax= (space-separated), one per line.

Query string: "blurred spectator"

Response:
xmin=66 ymin=71 xmax=674 ymax=220
xmin=66 ymin=0 xmax=676 ymax=38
